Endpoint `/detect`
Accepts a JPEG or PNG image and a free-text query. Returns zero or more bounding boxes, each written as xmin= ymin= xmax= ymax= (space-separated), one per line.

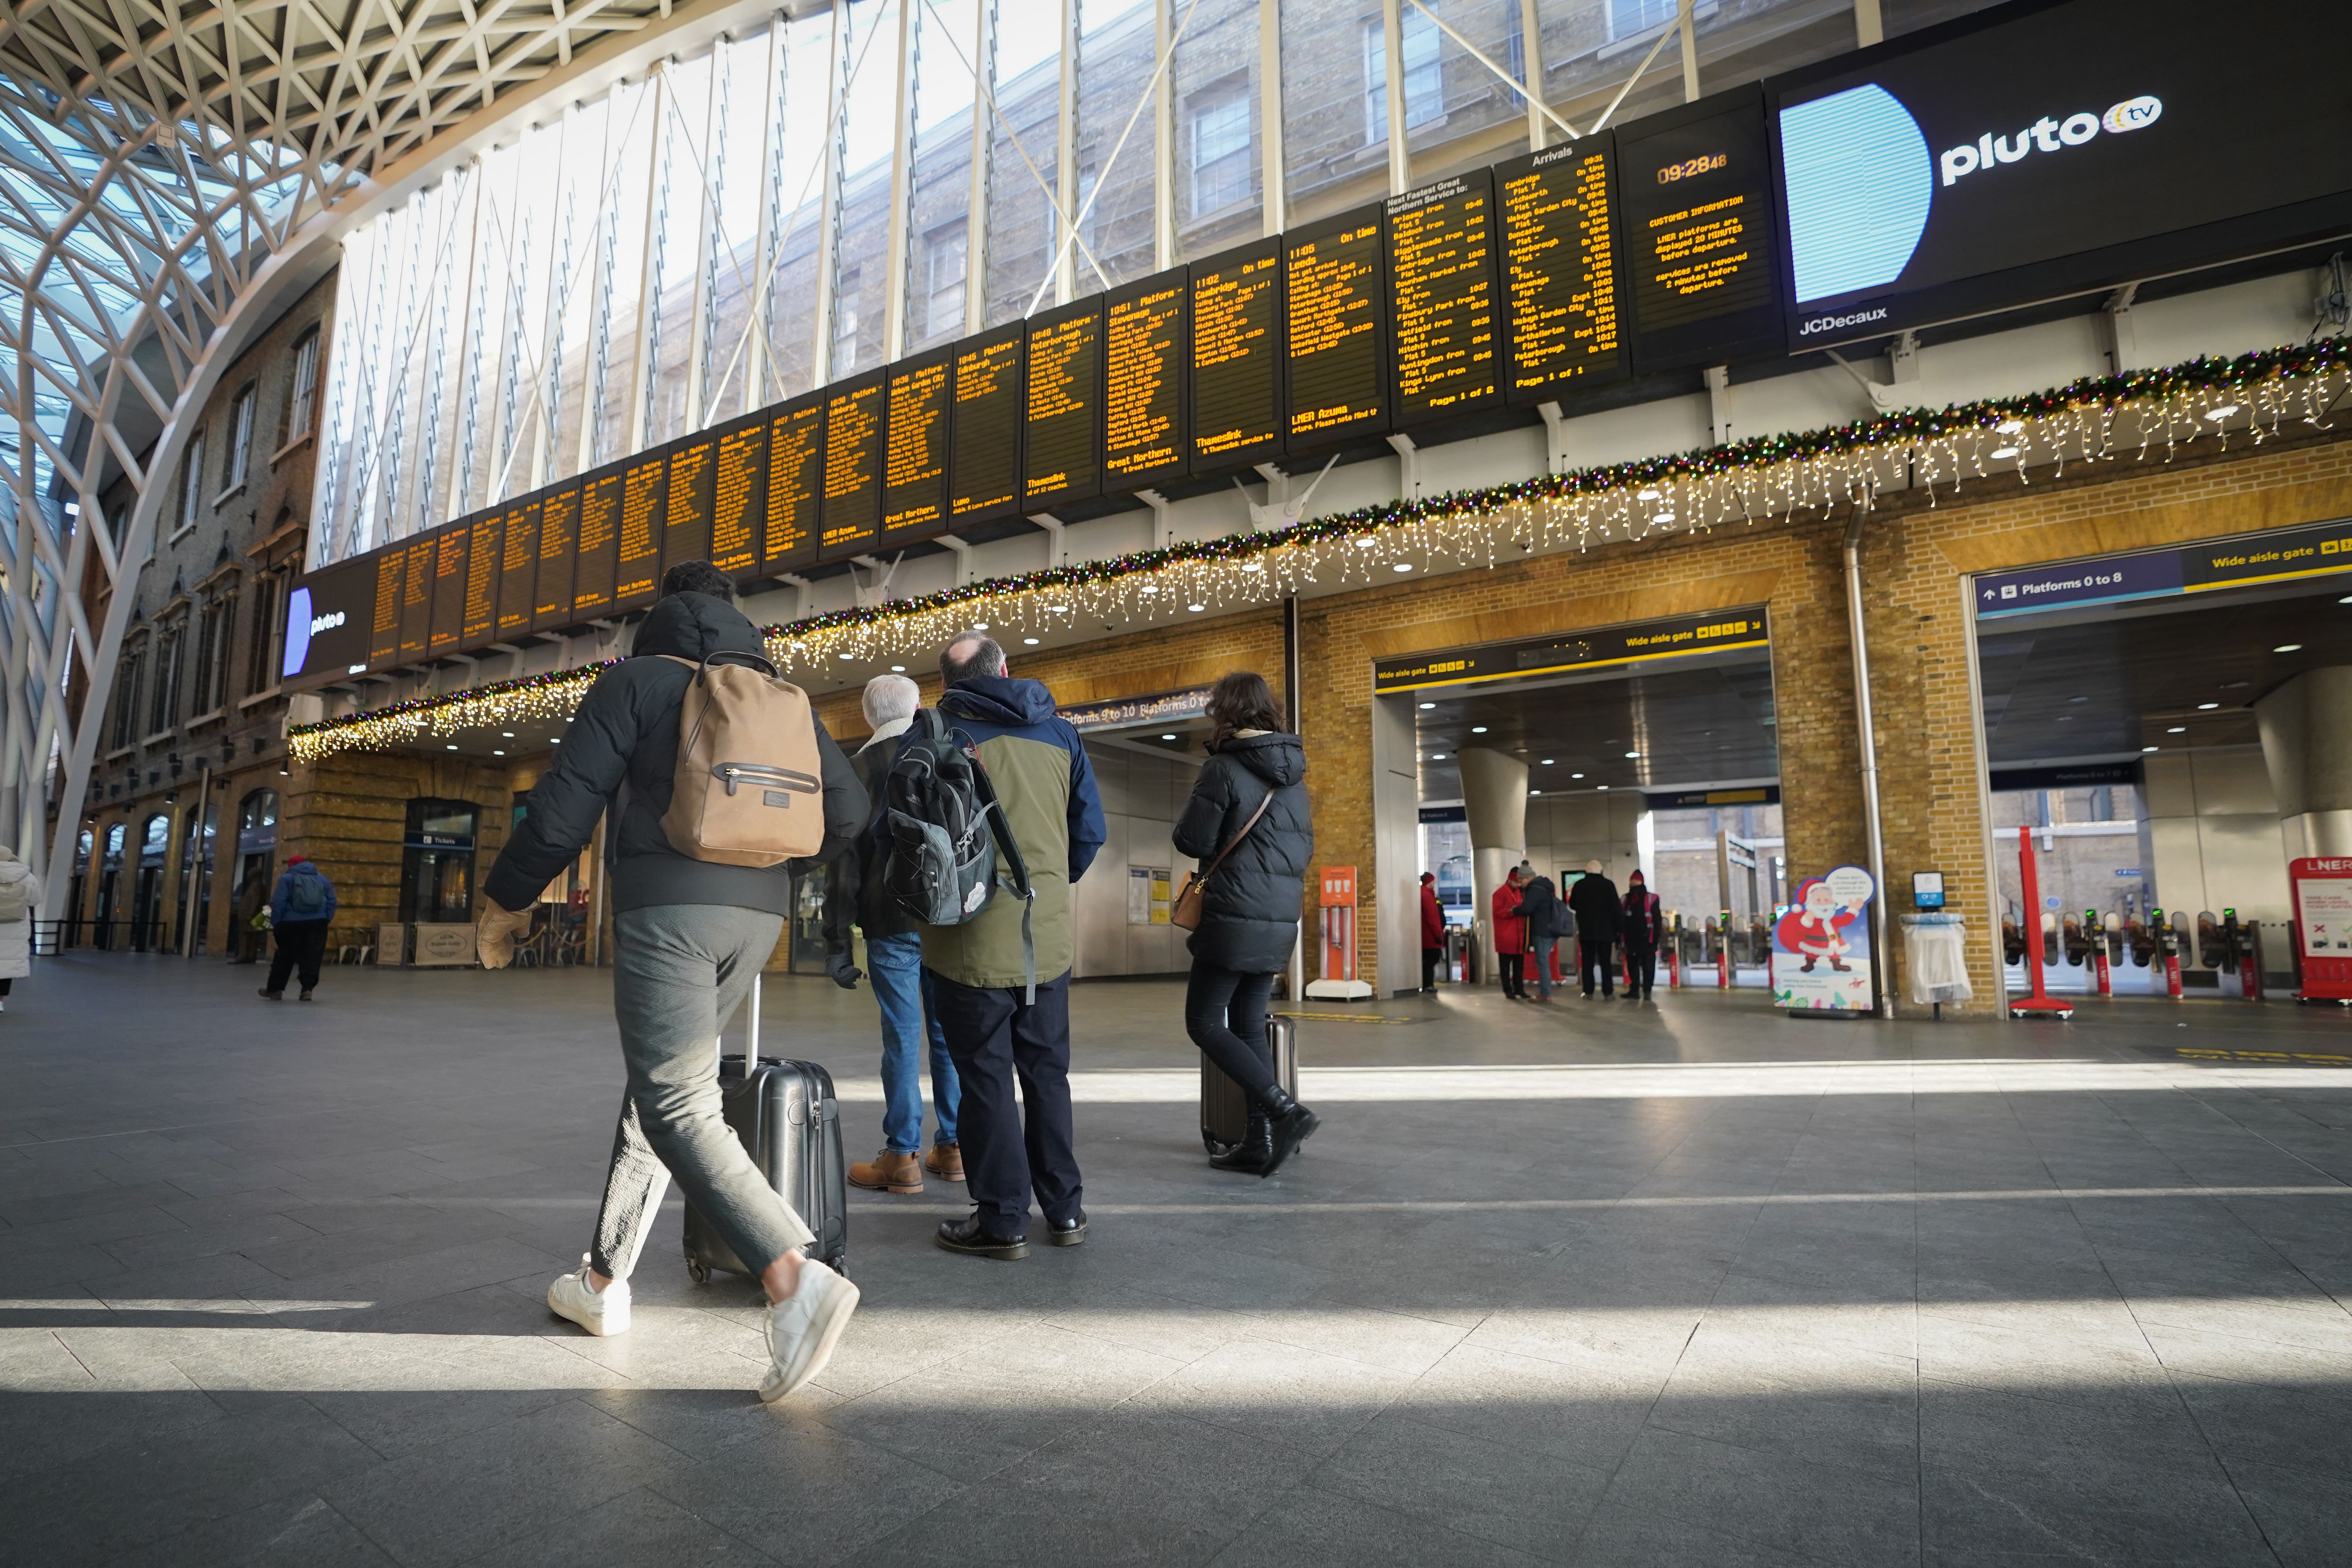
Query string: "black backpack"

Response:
xmin=880 ymin=710 xmax=1039 ymax=999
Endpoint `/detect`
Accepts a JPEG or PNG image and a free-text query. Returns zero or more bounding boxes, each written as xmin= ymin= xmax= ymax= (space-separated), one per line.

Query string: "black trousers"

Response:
xmin=1625 ymin=943 xmax=1657 ymax=996
xmin=1498 ymin=953 xmax=1525 ymax=997
xmin=1186 ymin=963 xmax=1278 ymax=1100
xmin=266 ymin=922 xmax=329 ymax=993
xmin=927 ymin=969 xmax=1081 ymax=1238
xmin=1421 ymin=946 xmax=1440 ymax=988
xmin=1579 ymin=938 xmax=1615 ymax=996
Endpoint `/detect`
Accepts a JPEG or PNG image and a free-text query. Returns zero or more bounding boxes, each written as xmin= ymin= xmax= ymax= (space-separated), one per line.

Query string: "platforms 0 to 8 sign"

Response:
xmin=1498 ymin=140 xmax=1626 ymax=400
xmin=1386 ymin=171 xmax=1501 ymax=421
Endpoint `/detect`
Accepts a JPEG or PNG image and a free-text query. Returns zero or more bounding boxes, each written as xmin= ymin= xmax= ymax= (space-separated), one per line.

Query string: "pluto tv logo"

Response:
xmin=1780 ymin=83 xmax=2165 ymax=315
xmin=1938 ymin=96 xmax=2162 ymax=186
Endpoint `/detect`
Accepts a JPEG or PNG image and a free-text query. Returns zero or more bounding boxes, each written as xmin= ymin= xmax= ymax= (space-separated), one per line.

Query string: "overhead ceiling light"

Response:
xmin=1139 ymin=584 xmax=1159 ymax=594
xmin=1990 ymin=446 xmax=2021 ymax=461
xmin=1528 ymin=788 xmax=1539 ymax=796
xmin=1637 ymin=487 xmax=1661 ymax=500
xmin=550 ymin=738 xmax=561 ymax=745
xmin=1470 ymin=726 xmax=1487 ymax=733
xmin=1597 ymin=784 xmax=1609 ymax=791
xmin=1419 ymin=702 xmax=1436 ymax=710
xmin=2340 ymin=595 xmax=2352 ymax=604
xmin=1045 ymin=604 xmax=1068 ymax=613
xmin=445 ymin=744 xmax=458 ymax=751
xmin=1392 ymin=563 xmax=1414 ymax=572
xmin=492 ymin=750 xmax=505 ymax=757
xmin=2166 ymin=726 xmax=2185 ymax=733
xmin=1995 ymin=419 xmax=2025 ymax=434
xmin=837 ymin=653 xmax=855 ymax=661
xmin=2274 ymin=643 xmax=2303 ymax=653
xmin=2204 ymin=403 xmax=2240 ymax=421
xmin=1188 ymin=603 xmax=1206 ymax=612
xmin=1239 ymin=563 xmax=1263 ymax=574
xmin=2068 ymin=695 xmax=2088 ymax=703
xmin=1430 ymin=753 xmax=1446 ymax=760
xmin=2142 ymin=745 xmax=2160 ymax=752
xmin=1023 ymin=637 xmax=1040 ymax=645
xmin=1541 ymin=759 xmax=1554 ymax=765
xmin=890 ymin=664 xmax=906 ymax=672
xmin=1161 ymin=733 xmax=1177 ymax=740
xmin=1623 ymin=750 xmax=1639 ymax=759
xmin=2197 ymin=702 xmax=2219 ymax=710
xmin=1356 ymin=537 xmax=1378 ymax=549
xmin=1571 ymin=772 xmax=1584 ymax=779
xmin=973 ymin=622 xmax=989 ymax=630
xmin=501 ymin=731 xmax=515 ymax=738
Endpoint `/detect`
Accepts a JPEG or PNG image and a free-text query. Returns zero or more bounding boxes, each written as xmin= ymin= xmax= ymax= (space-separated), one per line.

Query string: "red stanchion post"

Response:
xmin=2010 ymin=826 xmax=2072 ymax=1021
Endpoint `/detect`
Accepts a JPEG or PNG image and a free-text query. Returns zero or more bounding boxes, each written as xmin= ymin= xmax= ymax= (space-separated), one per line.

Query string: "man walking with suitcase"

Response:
xmin=476 ymin=561 xmax=869 ymax=1402
xmin=901 ymin=632 xmax=1104 ymax=1260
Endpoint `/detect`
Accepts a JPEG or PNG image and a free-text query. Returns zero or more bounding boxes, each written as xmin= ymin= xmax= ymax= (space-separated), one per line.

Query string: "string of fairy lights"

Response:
xmin=288 ymin=339 xmax=2352 ymax=765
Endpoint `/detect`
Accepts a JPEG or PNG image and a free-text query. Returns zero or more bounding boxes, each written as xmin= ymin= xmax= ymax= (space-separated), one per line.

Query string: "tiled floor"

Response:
xmin=4 ymin=951 xmax=2352 ymax=1565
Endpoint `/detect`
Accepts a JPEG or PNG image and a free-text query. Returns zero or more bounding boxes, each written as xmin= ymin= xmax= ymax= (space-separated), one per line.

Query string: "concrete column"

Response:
xmin=2255 ymin=667 xmax=2352 ymax=858
xmin=1459 ymin=748 xmax=1529 ymax=974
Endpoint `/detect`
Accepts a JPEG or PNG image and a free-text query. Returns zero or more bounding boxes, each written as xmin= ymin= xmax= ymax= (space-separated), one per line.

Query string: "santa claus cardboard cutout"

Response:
xmin=1772 ymin=866 xmax=1878 ymax=1013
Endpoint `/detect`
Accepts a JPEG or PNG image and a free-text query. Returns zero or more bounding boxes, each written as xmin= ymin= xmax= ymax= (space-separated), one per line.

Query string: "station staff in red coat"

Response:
xmin=1490 ymin=869 xmax=1529 ymax=1000
xmin=1419 ymin=873 xmax=1446 ymax=992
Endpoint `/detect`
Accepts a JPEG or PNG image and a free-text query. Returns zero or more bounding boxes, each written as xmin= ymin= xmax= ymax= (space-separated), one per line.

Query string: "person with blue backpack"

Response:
xmin=260 ymin=855 xmax=337 ymax=1001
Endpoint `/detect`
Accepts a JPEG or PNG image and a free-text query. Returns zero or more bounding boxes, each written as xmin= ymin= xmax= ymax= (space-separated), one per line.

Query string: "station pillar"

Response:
xmin=2254 ymin=667 xmax=2352 ymax=858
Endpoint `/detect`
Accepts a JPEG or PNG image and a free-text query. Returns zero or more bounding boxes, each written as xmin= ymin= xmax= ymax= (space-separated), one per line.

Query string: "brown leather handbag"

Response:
xmin=1171 ymin=791 xmax=1273 ymax=931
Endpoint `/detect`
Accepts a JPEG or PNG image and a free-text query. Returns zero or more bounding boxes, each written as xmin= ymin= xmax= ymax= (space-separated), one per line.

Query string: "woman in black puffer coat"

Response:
xmin=1173 ymin=671 xmax=1319 ymax=1177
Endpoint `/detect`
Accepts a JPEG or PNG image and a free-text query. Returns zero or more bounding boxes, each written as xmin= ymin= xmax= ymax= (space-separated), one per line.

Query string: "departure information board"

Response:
xmin=398 ymin=537 xmax=434 ymax=661
xmin=534 ymin=484 xmax=580 ymax=630
xmin=429 ymin=527 xmax=468 ymax=654
xmin=882 ymin=349 xmax=953 ymax=547
xmin=711 ymin=415 xmax=766 ymax=576
xmin=368 ymin=550 xmax=404 ymax=666
xmin=1617 ymin=85 xmax=1784 ymax=372
xmin=572 ymin=471 xmax=621 ymax=617
xmin=1386 ymin=171 xmax=1501 ymax=421
xmin=949 ymin=325 xmax=1024 ymax=524
xmin=1103 ymin=268 xmax=1188 ymax=487
xmin=1024 ymin=298 xmax=1103 ymax=510
xmin=765 ymin=396 xmax=824 ymax=572
xmin=1498 ymin=139 xmax=1628 ymax=401
xmin=497 ymin=499 xmax=540 ymax=637
xmin=1285 ymin=209 xmax=1388 ymax=448
xmin=462 ymin=512 xmax=500 ymax=642
xmin=665 ymin=434 xmax=717 ymax=567
xmin=820 ymin=372 xmax=886 ymax=560
xmin=616 ymin=453 xmax=665 ymax=610
xmin=1190 ymin=238 xmax=1283 ymax=469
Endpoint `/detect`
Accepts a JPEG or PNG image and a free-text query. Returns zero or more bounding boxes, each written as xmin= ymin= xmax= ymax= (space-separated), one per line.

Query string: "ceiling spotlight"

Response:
xmin=1419 ymin=702 xmax=1436 ymax=710
xmin=2142 ymin=745 xmax=2160 ymax=753
xmin=972 ymin=622 xmax=989 ymax=630
xmin=1541 ymin=759 xmax=1555 ymax=765
xmin=501 ymin=731 xmax=515 ymax=738
xmin=1239 ymin=563 xmax=1263 ymax=574
xmin=445 ymin=744 xmax=458 ymax=751
xmin=1188 ymin=603 xmax=1206 ymax=612
xmin=1392 ymin=563 xmax=1414 ymax=572
xmin=1023 ymin=637 xmax=1040 ymax=645
xmin=1528 ymin=788 xmax=1539 ymax=796
xmin=492 ymin=750 xmax=505 ymax=757
xmin=2204 ymin=403 xmax=2241 ymax=421
xmin=1654 ymin=512 xmax=1677 ymax=523
xmin=1571 ymin=772 xmax=1584 ymax=779
xmin=1637 ymin=487 xmax=1661 ymax=500
xmin=1430 ymin=753 xmax=1446 ymax=760
xmin=2275 ymin=643 xmax=2303 ymax=653
xmin=1045 ymin=604 xmax=1068 ymax=613
xmin=1470 ymin=726 xmax=1487 ymax=733
xmin=890 ymin=664 xmax=906 ymax=672
xmin=2068 ymin=695 xmax=2087 ymax=703
xmin=1990 ymin=446 xmax=2021 ymax=461
xmin=2166 ymin=726 xmax=2185 ymax=733
xmin=1596 ymin=785 xmax=1609 ymax=791
xmin=550 ymin=738 xmax=561 ymax=745
xmin=837 ymin=652 xmax=855 ymax=661
xmin=1161 ymin=733 xmax=1177 ymax=741
xmin=1356 ymin=537 xmax=1378 ymax=549
xmin=2340 ymin=594 xmax=2352 ymax=604
xmin=2197 ymin=702 xmax=2219 ymax=710
xmin=1140 ymin=584 xmax=1159 ymax=594
xmin=1995 ymin=418 xmax=2025 ymax=434
xmin=1623 ymin=750 xmax=1639 ymax=759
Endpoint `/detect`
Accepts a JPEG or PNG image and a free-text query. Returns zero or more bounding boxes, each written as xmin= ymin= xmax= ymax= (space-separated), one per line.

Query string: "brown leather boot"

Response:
xmin=924 ymin=1141 xmax=965 ymax=1182
xmin=849 ymin=1150 xmax=923 ymax=1194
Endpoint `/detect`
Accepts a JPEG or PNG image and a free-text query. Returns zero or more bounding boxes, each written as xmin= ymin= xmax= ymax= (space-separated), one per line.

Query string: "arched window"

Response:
xmin=103 ymin=823 xmax=127 ymax=865
xmin=140 ymin=813 xmax=171 ymax=865
xmin=238 ymin=788 xmax=279 ymax=836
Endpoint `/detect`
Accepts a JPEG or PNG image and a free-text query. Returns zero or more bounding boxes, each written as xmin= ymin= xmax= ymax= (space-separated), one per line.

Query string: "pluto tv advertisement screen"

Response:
xmin=1773 ymin=0 xmax=2352 ymax=348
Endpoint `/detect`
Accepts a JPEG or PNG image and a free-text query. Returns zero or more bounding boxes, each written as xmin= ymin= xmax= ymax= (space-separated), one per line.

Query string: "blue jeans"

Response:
xmin=1529 ymin=935 xmax=1557 ymax=998
xmin=865 ymin=931 xmax=960 ymax=1153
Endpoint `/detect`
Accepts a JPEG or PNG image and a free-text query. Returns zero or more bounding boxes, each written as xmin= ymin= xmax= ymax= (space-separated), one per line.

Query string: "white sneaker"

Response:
xmin=546 ymin=1256 xmax=630 ymax=1336
xmin=758 ymin=1258 xmax=859 ymax=1403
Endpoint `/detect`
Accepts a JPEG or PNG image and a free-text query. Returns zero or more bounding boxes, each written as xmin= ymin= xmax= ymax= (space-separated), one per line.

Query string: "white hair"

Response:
xmin=862 ymin=673 xmax=920 ymax=728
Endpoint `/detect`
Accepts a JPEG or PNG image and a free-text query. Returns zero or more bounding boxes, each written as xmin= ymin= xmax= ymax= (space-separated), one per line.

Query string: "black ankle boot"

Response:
xmin=1210 ymin=1105 xmax=1272 ymax=1172
xmin=1257 ymin=1088 xmax=1320 ymax=1178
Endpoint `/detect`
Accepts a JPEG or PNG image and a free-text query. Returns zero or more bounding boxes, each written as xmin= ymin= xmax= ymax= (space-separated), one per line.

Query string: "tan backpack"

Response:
xmin=657 ymin=653 xmax=826 ymax=866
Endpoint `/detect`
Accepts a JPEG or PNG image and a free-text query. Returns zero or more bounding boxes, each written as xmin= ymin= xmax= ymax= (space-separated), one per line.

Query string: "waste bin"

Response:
xmin=1899 ymin=913 xmax=1973 ymax=1006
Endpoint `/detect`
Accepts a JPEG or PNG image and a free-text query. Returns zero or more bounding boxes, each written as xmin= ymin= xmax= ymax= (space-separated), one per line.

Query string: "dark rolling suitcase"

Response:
xmin=1201 ymin=1014 xmax=1297 ymax=1156
xmin=684 ymin=977 xmax=849 ymax=1283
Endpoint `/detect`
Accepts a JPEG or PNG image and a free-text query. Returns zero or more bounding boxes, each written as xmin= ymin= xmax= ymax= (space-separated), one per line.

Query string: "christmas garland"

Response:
xmin=289 ymin=338 xmax=2350 ymax=764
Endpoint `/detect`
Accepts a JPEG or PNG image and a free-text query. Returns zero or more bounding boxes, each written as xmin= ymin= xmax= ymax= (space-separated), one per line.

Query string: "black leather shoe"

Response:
xmin=935 ymin=1215 xmax=1027 ymax=1260
xmin=1210 ymin=1106 xmax=1272 ymax=1173
xmin=1046 ymin=1210 xmax=1087 ymax=1246
xmin=1257 ymin=1089 xmax=1321 ymax=1179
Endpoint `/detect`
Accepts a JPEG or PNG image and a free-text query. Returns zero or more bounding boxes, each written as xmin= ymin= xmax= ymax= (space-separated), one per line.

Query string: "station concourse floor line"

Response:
xmin=2 ymin=954 xmax=2349 ymax=1566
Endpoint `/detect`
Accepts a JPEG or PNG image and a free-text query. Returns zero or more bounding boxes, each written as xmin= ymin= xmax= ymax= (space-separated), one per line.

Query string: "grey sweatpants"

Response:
xmin=589 ymin=904 xmax=815 ymax=1281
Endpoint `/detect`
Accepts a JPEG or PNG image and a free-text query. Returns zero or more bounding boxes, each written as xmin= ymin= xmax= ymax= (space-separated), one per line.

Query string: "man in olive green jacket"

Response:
xmin=900 ymin=632 xmax=1105 ymax=1259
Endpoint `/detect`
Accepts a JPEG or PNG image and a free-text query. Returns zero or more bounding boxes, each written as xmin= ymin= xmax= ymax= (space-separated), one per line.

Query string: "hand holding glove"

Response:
xmin=825 ymin=947 xmax=862 ymax=990
xmin=477 ymin=901 xmax=534 ymax=969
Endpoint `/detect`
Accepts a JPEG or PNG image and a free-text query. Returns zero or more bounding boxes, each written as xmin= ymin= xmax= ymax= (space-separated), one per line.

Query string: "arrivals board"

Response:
xmin=534 ymin=484 xmax=580 ymax=631
xmin=428 ymin=526 xmax=468 ymax=655
xmin=881 ymin=348 xmax=953 ymax=548
xmin=949 ymin=325 xmax=1024 ymax=524
xmin=764 ymin=396 xmax=824 ymax=572
xmin=283 ymin=555 xmax=374 ymax=681
xmin=819 ymin=371 xmax=886 ymax=560
xmin=1024 ymin=297 xmax=1103 ymax=510
xmin=461 ymin=512 xmax=501 ymax=642
xmin=664 ymin=433 xmax=717 ymax=567
xmin=615 ymin=452 xmax=665 ymax=610
xmin=1386 ymin=171 xmax=1501 ymax=422
xmin=1772 ymin=0 xmax=2352 ymax=348
xmin=1284 ymin=208 xmax=1388 ymax=448
xmin=1497 ymin=139 xmax=1628 ymax=401
xmin=397 ymin=536 xmax=434 ymax=661
xmin=497 ymin=498 xmax=540 ymax=637
xmin=711 ymin=414 xmax=767 ymax=576
xmin=572 ymin=471 xmax=621 ymax=617
xmin=1190 ymin=237 xmax=1283 ymax=470
xmin=368 ymin=548 xmax=404 ymax=666
xmin=1103 ymin=267 xmax=1188 ymax=488
xmin=1616 ymin=85 xmax=1784 ymax=373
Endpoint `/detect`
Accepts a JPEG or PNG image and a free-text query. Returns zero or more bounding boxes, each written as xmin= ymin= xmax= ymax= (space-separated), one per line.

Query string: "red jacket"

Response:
xmin=1420 ymin=883 xmax=1445 ymax=948
xmin=1490 ymin=882 xmax=1527 ymax=956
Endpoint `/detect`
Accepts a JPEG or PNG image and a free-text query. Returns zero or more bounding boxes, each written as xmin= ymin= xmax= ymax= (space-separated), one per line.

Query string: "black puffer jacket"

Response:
xmin=485 ymin=592 xmax=865 ymax=916
xmin=1172 ymin=731 xmax=1312 ymax=973
xmin=1567 ymin=870 xmax=1621 ymax=944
